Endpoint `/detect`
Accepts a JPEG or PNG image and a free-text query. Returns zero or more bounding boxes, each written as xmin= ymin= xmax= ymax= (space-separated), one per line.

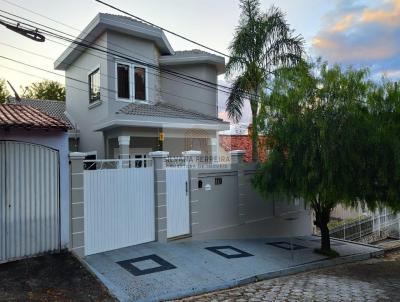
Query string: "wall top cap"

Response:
xmin=182 ymin=150 xmax=201 ymax=156
xmin=229 ymin=150 xmax=246 ymax=155
xmin=69 ymin=152 xmax=86 ymax=159
xmin=149 ymin=151 xmax=169 ymax=158
xmin=118 ymin=135 xmax=131 ymax=145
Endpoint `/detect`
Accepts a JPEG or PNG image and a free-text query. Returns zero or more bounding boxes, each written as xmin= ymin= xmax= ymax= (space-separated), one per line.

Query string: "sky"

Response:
xmin=0 ymin=0 xmax=399 ymax=122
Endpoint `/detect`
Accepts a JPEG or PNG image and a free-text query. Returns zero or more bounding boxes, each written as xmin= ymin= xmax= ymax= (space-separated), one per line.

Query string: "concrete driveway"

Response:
xmin=84 ymin=236 xmax=382 ymax=302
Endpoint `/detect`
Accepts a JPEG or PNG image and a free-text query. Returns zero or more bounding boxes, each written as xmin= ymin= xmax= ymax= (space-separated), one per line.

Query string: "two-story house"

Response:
xmin=54 ymin=13 xmax=229 ymax=160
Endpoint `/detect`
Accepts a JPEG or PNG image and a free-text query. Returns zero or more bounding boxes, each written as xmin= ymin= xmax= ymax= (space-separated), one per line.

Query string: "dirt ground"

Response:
xmin=0 ymin=251 xmax=115 ymax=302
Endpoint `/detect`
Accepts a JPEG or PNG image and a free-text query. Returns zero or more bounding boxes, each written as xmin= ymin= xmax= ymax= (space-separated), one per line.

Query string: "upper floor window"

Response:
xmin=117 ymin=63 xmax=130 ymax=99
xmin=89 ymin=68 xmax=100 ymax=103
xmin=116 ymin=62 xmax=147 ymax=101
xmin=134 ymin=67 xmax=146 ymax=101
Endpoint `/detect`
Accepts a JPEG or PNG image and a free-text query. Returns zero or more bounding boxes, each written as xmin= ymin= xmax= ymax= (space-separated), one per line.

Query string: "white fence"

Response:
xmin=84 ymin=159 xmax=154 ymax=255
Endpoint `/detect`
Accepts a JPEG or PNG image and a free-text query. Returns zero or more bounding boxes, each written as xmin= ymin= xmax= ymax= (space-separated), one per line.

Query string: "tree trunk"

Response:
xmin=250 ymin=99 xmax=258 ymax=163
xmin=313 ymin=200 xmax=332 ymax=253
xmin=319 ymin=219 xmax=331 ymax=252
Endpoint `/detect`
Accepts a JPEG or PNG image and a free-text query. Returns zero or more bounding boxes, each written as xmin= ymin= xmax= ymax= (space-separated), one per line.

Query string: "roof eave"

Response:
xmin=93 ymin=117 xmax=230 ymax=132
xmin=54 ymin=13 xmax=174 ymax=71
xmin=159 ymin=55 xmax=226 ymax=74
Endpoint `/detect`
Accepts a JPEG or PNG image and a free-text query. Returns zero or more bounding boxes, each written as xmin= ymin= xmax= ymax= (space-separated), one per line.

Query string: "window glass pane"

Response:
xmin=117 ymin=63 xmax=130 ymax=99
xmin=89 ymin=68 xmax=100 ymax=103
xmin=134 ymin=67 xmax=146 ymax=100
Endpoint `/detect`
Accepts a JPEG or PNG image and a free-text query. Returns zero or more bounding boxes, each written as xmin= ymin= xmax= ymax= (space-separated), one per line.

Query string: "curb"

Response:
xmin=156 ymin=250 xmax=381 ymax=302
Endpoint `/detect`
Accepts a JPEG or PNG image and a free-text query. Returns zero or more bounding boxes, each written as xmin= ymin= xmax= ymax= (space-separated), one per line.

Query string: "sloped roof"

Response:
xmin=7 ymin=98 xmax=72 ymax=126
xmin=54 ymin=13 xmax=173 ymax=70
xmin=0 ymin=104 xmax=70 ymax=130
xmin=117 ymin=102 xmax=224 ymax=122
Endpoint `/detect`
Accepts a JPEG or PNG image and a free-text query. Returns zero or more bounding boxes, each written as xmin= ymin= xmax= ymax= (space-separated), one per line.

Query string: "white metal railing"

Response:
xmin=83 ymin=158 xmax=153 ymax=170
xmin=328 ymin=212 xmax=400 ymax=242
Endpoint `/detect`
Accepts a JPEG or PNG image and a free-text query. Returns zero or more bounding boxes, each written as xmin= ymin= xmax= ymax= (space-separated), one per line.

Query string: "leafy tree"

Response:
xmin=22 ymin=80 xmax=65 ymax=101
xmin=0 ymin=79 xmax=10 ymax=103
xmin=253 ymin=60 xmax=400 ymax=254
xmin=226 ymin=0 xmax=303 ymax=162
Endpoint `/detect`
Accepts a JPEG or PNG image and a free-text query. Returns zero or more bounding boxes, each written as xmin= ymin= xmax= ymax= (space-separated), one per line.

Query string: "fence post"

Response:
xmin=149 ymin=151 xmax=169 ymax=242
xmin=182 ymin=150 xmax=201 ymax=168
xmin=230 ymin=150 xmax=246 ymax=224
xmin=118 ymin=136 xmax=130 ymax=168
xmin=69 ymin=152 xmax=86 ymax=257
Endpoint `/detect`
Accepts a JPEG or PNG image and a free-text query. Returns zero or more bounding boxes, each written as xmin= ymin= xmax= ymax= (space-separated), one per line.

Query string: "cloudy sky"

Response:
xmin=0 ymin=0 xmax=399 ymax=122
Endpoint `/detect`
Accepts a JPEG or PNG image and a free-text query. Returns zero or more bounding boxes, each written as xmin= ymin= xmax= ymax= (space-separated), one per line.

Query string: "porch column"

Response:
xmin=69 ymin=152 xmax=86 ymax=257
xmin=182 ymin=150 xmax=201 ymax=168
xmin=230 ymin=150 xmax=246 ymax=224
xmin=118 ymin=135 xmax=130 ymax=167
xmin=149 ymin=151 xmax=169 ymax=242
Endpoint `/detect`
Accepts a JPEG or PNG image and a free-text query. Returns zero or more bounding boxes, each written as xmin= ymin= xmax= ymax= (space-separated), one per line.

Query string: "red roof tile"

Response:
xmin=219 ymin=135 xmax=268 ymax=163
xmin=0 ymin=104 xmax=70 ymax=130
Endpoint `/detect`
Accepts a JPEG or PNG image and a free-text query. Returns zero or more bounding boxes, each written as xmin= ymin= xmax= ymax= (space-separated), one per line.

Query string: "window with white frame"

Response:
xmin=89 ymin=68 xmax=100 ymax=103
xmin=116 ymin=62 xmax=147 ymax=101
xmin=117 ymin=63 xmax=130 ymax=99
xmin=134 ymin=66 xmax=146 ymax=101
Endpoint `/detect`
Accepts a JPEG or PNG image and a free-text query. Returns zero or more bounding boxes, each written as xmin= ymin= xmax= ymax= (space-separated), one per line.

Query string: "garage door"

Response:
xmin=0 ymin=141 xmax=60 ymax=263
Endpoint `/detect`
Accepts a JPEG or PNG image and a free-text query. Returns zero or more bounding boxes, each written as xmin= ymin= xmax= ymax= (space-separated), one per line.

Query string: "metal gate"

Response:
xmin=0 ymin=141 xmax=60 ymax=263
xmin=166 ymin=168 xmax=190 ymax=238
xmin=84 ymin=162 xmax=155 ymax=255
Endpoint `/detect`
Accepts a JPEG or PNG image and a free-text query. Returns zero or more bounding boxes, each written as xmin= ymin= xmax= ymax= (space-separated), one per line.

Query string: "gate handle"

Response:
xmin=185 ymin=181 xmax=188 ymax=196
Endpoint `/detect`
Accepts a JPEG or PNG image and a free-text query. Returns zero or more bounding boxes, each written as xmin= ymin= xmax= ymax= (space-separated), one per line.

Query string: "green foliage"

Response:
xmin=22 ymin=80 xmax=65 ymax=101
xmin=253 ymin=59 xmax=400 ymax=252
xmin=0 ymin=79 xmax=10 ymax=103
xmin=226 ymin=1 xmax=303 ymax=161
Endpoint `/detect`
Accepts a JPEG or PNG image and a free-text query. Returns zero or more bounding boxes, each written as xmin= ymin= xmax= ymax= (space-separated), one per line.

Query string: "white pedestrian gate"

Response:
xmin=0 ymin=141 xmax=60 ymax=263
xmin=84 ymin=165 xmax=155 ymax=255
xmin=166 ymin=168 xmax=190 ymax=238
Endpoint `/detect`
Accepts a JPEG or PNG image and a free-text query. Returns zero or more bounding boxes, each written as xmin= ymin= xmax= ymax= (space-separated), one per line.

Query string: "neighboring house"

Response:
xmin=0 ymin=104 xmax=70 ymax=263
xmin=7 ymin=97 xmax=80 ymax=151
xmin=54 ymin=13 xmax=229 ymax=159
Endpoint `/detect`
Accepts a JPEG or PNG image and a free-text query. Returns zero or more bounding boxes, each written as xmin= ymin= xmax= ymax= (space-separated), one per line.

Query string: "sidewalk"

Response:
xmin=177 ymin=249 xmax=400 ymax=302
xmin=83 ymin=236 xmax=382 ymax=302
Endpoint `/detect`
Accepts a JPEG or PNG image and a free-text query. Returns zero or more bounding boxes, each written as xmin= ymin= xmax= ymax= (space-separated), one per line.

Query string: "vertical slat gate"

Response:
xmin=84 ymin=167 xmax=155 ymax=255
xmin=0 ymin=142 xmax=6 ymax=262
xmin=4 ymin=141 xmax=60 ymax=261
xmin=166 ymin=168 xmax=190 ymax=238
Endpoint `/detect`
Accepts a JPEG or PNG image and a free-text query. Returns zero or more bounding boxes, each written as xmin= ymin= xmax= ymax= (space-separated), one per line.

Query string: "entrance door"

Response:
xmin=166 ymin=168 xmax=190 ymax=238
xmin=0 ymin=141 xmax=60 ymax=263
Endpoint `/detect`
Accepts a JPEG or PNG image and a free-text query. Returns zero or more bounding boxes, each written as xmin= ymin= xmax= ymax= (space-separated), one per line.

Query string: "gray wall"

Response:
xmin=160 ymin=64 xmax=218 ymax=117
xmin=188 ymin=162 xmax=312 ymax=240
xmin=65 ymin=32 xmax=109 ymax=157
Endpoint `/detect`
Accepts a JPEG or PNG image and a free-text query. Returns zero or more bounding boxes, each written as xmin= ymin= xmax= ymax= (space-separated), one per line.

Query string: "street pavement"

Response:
xmin=177 ymin=251 xmax=400 ymax=302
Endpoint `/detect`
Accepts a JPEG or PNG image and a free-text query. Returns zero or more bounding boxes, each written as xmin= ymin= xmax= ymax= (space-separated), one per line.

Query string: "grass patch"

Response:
xmin=314 ymin=248 xmax=340 ymax=258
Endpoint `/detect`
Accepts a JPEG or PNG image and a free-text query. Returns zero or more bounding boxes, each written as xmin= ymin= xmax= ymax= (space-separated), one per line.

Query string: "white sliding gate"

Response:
xmin=166 ymin=167 xmax=190 ymax=238
xmin=84 ymin=163 xmax=155 ymax=255
xmin=0 ymin=141 xmax=60 ymax=263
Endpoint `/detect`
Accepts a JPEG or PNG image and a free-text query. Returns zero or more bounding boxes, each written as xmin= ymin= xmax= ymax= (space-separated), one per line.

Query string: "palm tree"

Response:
xmin=226 ymin=0 xmax=303 ymax=162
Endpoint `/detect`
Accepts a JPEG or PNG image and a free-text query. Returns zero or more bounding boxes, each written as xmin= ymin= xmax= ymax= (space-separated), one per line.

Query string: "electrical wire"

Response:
xmin=94 ymin=0 xmax=232 ymax=59
xmin=0 ymin=41 xmax=222 ymax=109
xmin=0 ymin=10 xmax=243 ymax=98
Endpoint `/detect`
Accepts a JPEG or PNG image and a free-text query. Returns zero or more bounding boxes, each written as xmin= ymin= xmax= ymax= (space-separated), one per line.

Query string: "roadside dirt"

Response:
xmin=0 ymin=251 xmax=115 ymax=301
